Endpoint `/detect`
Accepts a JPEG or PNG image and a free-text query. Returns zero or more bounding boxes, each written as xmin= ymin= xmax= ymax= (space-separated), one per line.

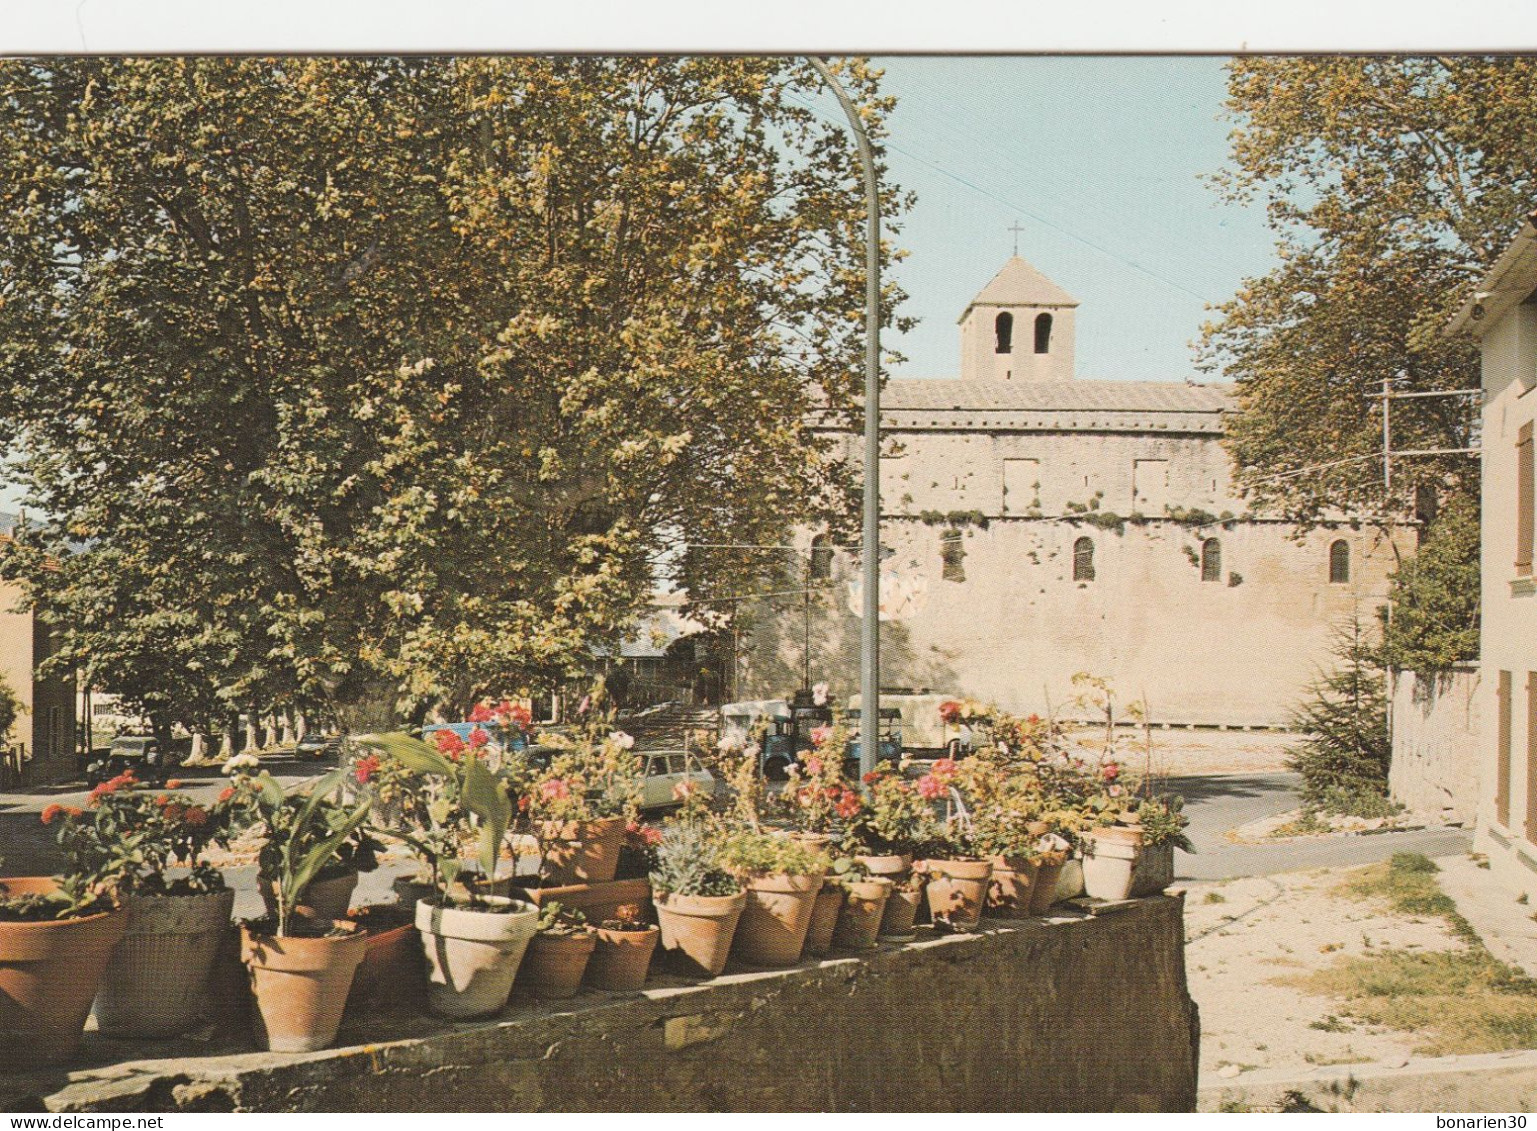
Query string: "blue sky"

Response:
xmin=864 ymin=56 xmax=1279 ymax=384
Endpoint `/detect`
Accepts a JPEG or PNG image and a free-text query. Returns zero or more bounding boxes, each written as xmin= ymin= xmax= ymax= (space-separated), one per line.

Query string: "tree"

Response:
xmin=1288 ymin=615 xmax=1393 ymax=817
xmin=1382 ymin=492 xmax=1480 ymax=673
xmin=0 ymin=57 xmax=912 ymax=728
xmin=1200 ymin=57 xmax=1537 ymax=522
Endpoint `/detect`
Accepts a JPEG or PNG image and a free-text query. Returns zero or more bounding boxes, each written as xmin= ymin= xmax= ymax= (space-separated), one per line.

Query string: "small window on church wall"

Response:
xmin=810 ymin=535 xmax=833 ymax=582
xmin=1201 ymin=538 xmax=1222 ymax=582
xmin=995 ymin=312 xmax=1013 ymax=354
xmin=1034 ymin=312 xmax=1053 ymax=354
xmin=1073 ymin=537 xmax=1095 ymax=582
xmin=1329 ymin=539 xmax=1350 ymax=584
xmin=941 ymin=529 xmax=966 ymax=582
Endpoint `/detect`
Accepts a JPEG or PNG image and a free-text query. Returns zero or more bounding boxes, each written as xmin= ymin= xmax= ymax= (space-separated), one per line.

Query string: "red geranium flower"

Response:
xmin=165 ymin=779 xmax=184 ymax=789
xmin=506 ymin=703 xmax=532 ymax=728
xmin=938 ymin=700 xmax=963 ymax=724
xmin=1101 ymin=761 xmax=1120 ymax=782
xmin=154 ymin=794 xmax=172 ymax=807
xmin=805 ymin=756 xmax=823 ymax=775
xmin=835 ymin=789 xmax=863 ymax=819
xmin=468 ymin=726 xmax=490 ymax=749
xmin=435 ymin=730 xmax=466 ymax=760
xmin=468 ymin=702 xmax=494 ymax=724
xmin=862 ymin=770 xmax=880 ymax=785
xmin=916 ymin=774 xmax=945 ymax=800
xmin=40 ymin=803 xmax=64 ymax=825
xmin=931 ymin=758 xmax=959 ymax=785
xmin=354 ymin=754 xmax=382 ymax=785
xmin=539 ymin=778 xmax=571 ymax=801
xmin=218 ymin=786 xmax=236 ymax=802
xmin=809 ymin=726 xmax=833 ymax=749
xmin=183 ymin=806 xmax=210 ymax=828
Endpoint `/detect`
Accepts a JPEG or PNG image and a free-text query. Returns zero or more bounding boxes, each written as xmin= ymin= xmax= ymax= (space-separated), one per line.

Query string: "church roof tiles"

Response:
xmin=881 ymin=378 xmax=1233 ymax=415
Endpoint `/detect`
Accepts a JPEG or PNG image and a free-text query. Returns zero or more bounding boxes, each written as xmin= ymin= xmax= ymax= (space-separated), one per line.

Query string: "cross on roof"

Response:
xmin=1008 ymin=221 xmax=1027 ymax=256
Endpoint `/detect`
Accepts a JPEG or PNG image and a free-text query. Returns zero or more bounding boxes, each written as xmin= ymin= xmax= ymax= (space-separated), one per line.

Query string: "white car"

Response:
xmin=638 ymin=750 xmax=716 ymax=810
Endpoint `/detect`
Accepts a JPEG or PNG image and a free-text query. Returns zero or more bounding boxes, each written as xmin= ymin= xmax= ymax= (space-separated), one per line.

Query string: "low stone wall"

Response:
xmin=1390 ymin=666 xmax=1481 ymax=826
xmin=2 ymin=895 xmax=1197 ymax=1113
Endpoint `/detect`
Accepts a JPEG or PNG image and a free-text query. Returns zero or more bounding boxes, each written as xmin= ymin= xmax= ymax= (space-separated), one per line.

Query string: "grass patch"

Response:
xmin=1270 ymin=809 xmax=1331 ymax=838
xmin=1203 ymin=891 xmax=1227 ymax=904
xmin=1290 ymin=853 xmax=1537 ymax=1055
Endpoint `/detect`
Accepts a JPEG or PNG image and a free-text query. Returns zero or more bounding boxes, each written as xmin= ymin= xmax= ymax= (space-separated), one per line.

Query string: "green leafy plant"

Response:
xmin=1288 ymin=615 xmax=1392 ymax=817
xmin=648 ymin=821 xmax=740 ymax=899
xmin=717 ymin=830 xmax=829 ymax=879
xmin=355 ymin=730 xmax=515 ymax=904
xmin=534 ymin=900 xmax=590 ymax=936
xmin=230 ymin=767 xmax=375 ymax=937
xmin=1131 ymin=795 xmax=1195 ymax=853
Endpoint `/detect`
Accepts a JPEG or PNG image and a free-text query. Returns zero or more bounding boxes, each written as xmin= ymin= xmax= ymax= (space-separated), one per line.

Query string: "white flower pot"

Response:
xmin=1081 ymin=834 xmax=1139 ymax=901
xmin=415 ymin=897 xmax=539 ymax=1019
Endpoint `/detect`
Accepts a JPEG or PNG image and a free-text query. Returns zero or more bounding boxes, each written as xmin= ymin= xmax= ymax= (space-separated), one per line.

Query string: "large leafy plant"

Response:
xmin=355 ymin=731 xmax=515 ymax=903
xmin=230 ymin=768 xmax=374 ymax=936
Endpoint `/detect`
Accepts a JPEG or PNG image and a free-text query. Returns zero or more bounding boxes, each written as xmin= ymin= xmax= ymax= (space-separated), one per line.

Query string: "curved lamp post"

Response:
xmin=806 ymin=57 xmax=881 ymax=783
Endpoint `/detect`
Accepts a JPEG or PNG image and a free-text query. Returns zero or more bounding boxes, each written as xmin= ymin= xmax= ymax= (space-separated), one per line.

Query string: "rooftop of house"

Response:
xmin=959 ymin=256 xmax=1079 ymax=319
xmin=880 ymin=377 xmax=1234 ymax=414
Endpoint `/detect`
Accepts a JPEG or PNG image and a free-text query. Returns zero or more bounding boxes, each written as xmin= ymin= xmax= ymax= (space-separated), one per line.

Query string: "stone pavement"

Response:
xmin=1437 ymin=852 xmax=1537 ymax=979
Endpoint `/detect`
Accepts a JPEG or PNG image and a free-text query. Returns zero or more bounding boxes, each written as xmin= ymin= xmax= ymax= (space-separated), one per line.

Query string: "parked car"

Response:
xmin=294 ymin=732 xmax=343 ymax=760
xmin=638 ymin=750 xmax=716 ymax=811
xmin=85 ymin=734 xmax=179 ymax=786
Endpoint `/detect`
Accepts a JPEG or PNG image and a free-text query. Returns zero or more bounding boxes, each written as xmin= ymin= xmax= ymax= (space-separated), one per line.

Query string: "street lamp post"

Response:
xmin=806 ymin=56 xmax=881 ymax=784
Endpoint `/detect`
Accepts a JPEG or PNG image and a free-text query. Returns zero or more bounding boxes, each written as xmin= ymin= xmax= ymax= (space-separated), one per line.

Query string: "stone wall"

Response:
xmin=5 ymin=896 xmax=1198 ymax=1113
xmin=1390 ymin=667 xmax=1481 ymax=827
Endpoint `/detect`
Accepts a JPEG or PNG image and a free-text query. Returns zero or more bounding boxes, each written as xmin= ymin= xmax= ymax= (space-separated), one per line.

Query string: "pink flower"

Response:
xmin=468 ymin=726 xmax=490 ymax=749
xmin=916 ymin=774 xmax=945 ymax=800
xmin=938 ymin=701 xmax=963 ymax=724
xmin=808 ymin=725 xmax=833 ymax=749
xmin=931 ymin=758 xmax=959 ymax=785
xmin=805 ymin=757 xmax=823 ymax=776
xmin=1102 ymin=761 xmax=1120 ymax=782
xmin=468 ymin=703 xmax=494 ymax=724
xmin=540 ymin=778 xmax=571 ymax=801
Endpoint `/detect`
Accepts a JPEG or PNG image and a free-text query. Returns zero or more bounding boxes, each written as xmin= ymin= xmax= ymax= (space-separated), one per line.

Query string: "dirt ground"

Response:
xmin=1061 ymin=725 xmax=1296 ymax=778
xmin=1184 ymin=867 xmax=1463 ymax=1082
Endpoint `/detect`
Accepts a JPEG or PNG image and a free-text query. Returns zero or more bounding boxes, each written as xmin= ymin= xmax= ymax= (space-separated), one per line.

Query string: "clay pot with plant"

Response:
xmin=649 ymin=820 xmax=745 ymax=979
xmin=719 ymin=829 xmax=829 ymax=967
xmin=911 ymin=758 xmax=993 ymax=932
xmin=525 ymin=694 xmax=641 ymax=885
xmin=1126 ymin=794 xmax=1193 ymax=896
xmin=225 ymin=766 xmax=373 ymax=1052
xmin=0 ymin=774 xmax=143 ymax=1068
xmin=80 ymin=776 xmax=243 ymax=1039
xmin=518 ymin=901 xmax=596 ymax=999
xmin=846 ymin=763 xmax=932 ymax=878
xmin=355 ymin=731 xmax=539 ymax=1020
xmin=802 ymin=870 xmax=846 ymax=957
xmin=877 ymin=871 xmax=927 ymax=942
xmin=830 ymin=860 xmax=891 ymax=950
xmin=585 ymin=902 xmax=659 ymax=991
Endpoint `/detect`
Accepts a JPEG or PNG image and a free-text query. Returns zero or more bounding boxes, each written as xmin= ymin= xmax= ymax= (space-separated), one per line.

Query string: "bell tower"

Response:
xmin=958 ymin=256 xmax=1077 ymax=383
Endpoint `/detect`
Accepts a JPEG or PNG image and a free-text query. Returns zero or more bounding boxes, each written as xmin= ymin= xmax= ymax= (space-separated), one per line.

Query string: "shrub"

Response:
xmin=1288 ymin=615 xmax=1392 ymax=817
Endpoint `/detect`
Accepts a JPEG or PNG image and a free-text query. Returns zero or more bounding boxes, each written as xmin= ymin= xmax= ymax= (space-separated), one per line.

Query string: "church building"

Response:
xmin=782 ymin=256 xmax=1406 ymax=727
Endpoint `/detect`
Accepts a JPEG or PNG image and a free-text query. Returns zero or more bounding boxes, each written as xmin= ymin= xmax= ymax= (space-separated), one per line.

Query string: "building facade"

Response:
xmin=760 ymin=257 xmax=1405 ymax=726
xmin=1450 ymin=220 xmax=1537 ymax=898
xmin=0 ymin=575 xmax=77 ymax=786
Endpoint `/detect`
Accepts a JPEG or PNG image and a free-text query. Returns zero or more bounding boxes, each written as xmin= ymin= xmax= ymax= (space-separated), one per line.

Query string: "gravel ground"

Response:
xmin=1061 ymin=726 xmax=1297 ymax=778
xmin=1184 ymin=867 xmax=1463 ymax=1083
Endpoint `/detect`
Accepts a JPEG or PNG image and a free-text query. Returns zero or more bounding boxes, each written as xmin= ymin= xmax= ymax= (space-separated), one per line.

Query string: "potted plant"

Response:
xmin=1127 ymin=794 xmax=1193 ymax=896
xmin=912 ymin=758 xmax=992 ymax=932
xmin=801 ymin=860 xmax=847 ymax=958
xmin=518 ymin=900 xmax=596 ymax=999
xmin=585 ymin=902 xmax=659 ymax=991
xmin=778 ymin=725 xmax=862 ymax=852
xmin=830 ymin=859 xmax=891 ymax=951
xmin=248 ymin=765 xmax=382 ymax=922
xmin=0 ymin=781 xmax=132 ymax=1068
xmin=86 ymin=776 xmax=240 ymax=1039
xmin=877 ymin=870 xmax=927 ymax=943
xmin=356 ymin=731 xmax=539 ymax=1020
xmin=718 ymin=829 xmax=828 ymax=967
xmin=229 ymin=767 xmax=372 ymax=1052
xmin=649 ymin=820 xmax=745 ymax=979
xmin=525 ymin=690 xmax=641 ymax=885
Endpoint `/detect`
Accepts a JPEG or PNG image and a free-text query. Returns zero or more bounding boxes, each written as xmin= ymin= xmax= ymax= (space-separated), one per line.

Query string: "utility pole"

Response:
xmin=808 ymin=57 xmax=881 ymax=785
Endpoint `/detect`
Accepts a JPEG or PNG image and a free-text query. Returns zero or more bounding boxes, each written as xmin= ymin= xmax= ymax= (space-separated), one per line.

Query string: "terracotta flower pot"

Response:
xmin=345 ymin=903 xmax=423 ymax=1015
xmin=732 ymin=873 xmax=823 ymax=967
xmin=655 ymin=889 xmax=746 ymax=978
xmin=1082 ymin=831 xmax=1141 ymax=901
xmin=855 ymin=853 xmax=913 ymax=880
xmin=878 ymin=882 xmax=924 ymax=943
xmin=519 ymin=930 xmax=597 ymax=999
xmin=832 ymin=877 xmax=892 ymax=950
xmin=240 ymin=919 xmax=367 ymax=1053
xmin=1028 ymin=859 xmax=1066 ymax=915
xmin=95 ymin=887 xmax=236 ymax=1039
xmin=802 ymin=882 xmax=845 ymax=957
xmin=539 ymin=817 xmax=626 ymax=885
xmin=259 ymin=868 xmax=358 ymax=921
xmin=585 ymin=924 xmax=660 ymax=991
xmin=985 ymin=855 xmax=1039 ymax=919
xmin=416 ymin=896 xmax=539 ymax=1019
xmin=1129 ymin=839 xmax=1175 ymax=897
xmin=921 ymin=857 xmax=992 ymax=931
xmin=0 ymin=878 xmax=127 ymax=1068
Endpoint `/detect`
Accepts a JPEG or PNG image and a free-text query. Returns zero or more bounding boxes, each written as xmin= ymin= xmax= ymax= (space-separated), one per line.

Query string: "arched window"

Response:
xmin=1034 ymin=312 xmax=1053 ymax=354
xmin=1073 ymin=536 xmax=1095 ymax=582
xmin=941 ymin=529 xmax=966 ymax=582
xmin=994 ymin=312 xmax=1013 ymax=354
xmin=1329 ymin=539 xmax=1350 ymax=584
xmin=809 ymin=534 xmax=833 ymax=581
xmin=1200 ymin=538 xmax=1222 ymax=583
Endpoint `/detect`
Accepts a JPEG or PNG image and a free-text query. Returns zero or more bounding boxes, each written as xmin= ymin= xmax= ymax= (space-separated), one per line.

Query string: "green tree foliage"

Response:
xmin=0 ymin=57 xmax=911 ymax=728
xmin=1383 ymin=493 xmax=1480 ymax=673
xmin=1200 ymin=57 xmax=1537 ymax=521
xmin=1288 ymin=616 xmax=1394 ymax=817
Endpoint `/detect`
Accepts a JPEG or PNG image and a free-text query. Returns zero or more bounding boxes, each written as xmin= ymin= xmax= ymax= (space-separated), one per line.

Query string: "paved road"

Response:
xmin=1168 ymin=771 xmax=1472 ymax=883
